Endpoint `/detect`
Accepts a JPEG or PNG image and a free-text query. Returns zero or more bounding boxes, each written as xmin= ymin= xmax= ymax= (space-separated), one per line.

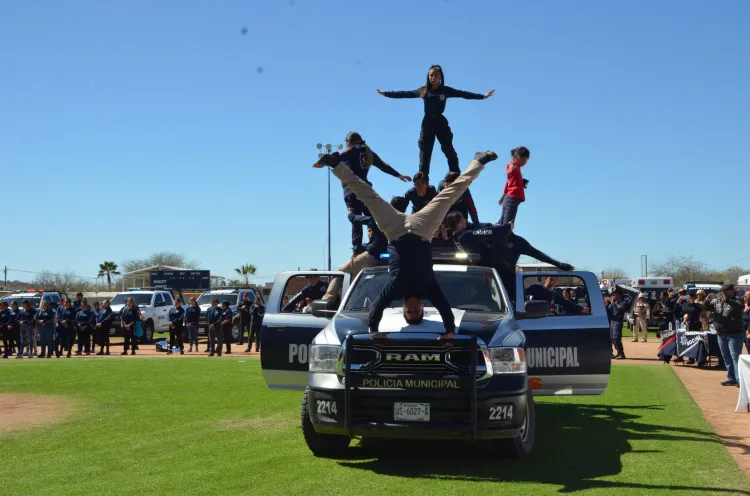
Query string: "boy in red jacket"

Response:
xmin=499 ymin=147 xmax=530 ymax=225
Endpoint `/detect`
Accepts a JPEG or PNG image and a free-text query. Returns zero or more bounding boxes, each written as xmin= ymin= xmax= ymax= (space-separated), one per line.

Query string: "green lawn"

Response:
xmin=0 ymin=360 xmax=748 ymax=496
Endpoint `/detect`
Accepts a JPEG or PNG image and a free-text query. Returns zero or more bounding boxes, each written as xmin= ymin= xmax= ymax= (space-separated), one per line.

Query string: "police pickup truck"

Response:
xmin=259 ymin=251 xmax=611 ymax=459
xmin=0 ymin=289 xmax=66 ymax=309
xmin=109 ymin=287 xmax=184 ymax=343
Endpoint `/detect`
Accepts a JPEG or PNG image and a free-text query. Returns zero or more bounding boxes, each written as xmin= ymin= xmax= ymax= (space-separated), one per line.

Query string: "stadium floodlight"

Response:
xmin=316 ymin=143 xmax=322 ymax=149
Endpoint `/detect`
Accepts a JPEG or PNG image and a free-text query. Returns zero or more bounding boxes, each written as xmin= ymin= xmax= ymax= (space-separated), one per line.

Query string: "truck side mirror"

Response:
xmin=518 ymin=299 xmax=550 ymax=320
xmin=311 ymin=299 xmax=337 ymax=319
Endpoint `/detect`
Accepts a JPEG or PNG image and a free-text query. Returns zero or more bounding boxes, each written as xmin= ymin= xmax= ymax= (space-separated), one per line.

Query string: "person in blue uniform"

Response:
xmin=72 ymin=292 xmax=84 ymax=311
xmin=17 ymin=300 xmax=36 ymax=358
xmin=185 ymin=297 xmax=201 ymax=353
xmin=246 ymin=296 xmax=265 ymax=353
xmin=57 ymin=299 xmax=77 ymax=358
xmin=323 ymin=131 xmax=410 ymax=252
xmin=9 ymin=301 xmax=20 ymax=357
xmin=444 ymin=211 xmax=510 ymax=262
xmin=282 ymin=275 xmax=328 ymax=313
xmin=237 ymin=293 xmax=252 ymax=346
xmin=0 ymin=302 xmax=12 ymax=359
xmin=607 ymin=289 xmax=628 ymax=360
xmin=404 ymin=171 xmax=437 ymax=213
xmin=168 ymin=298 xmax=186 ymax=355
xmin=35 ymin=300 xmax=56 ymax=358
xmin=54 ymin=299 xmax=67 ymax=357
xmin=95 ymin=300 xmax=112 ymax=355
xmin=121 ymin=297 xmax=142 ymax=356
xmin=207 ymin=299 xmax=223 ymax=357
xmin=315 ymin=149 xmax=499 ymax=338
xmin=439 ymin=172 xmax=480 ymax=225
xmin=377 ymin=64 xmax=495 ymax=180
xmin=75 ymin=300 xmax=96 ymax=356
xmin=219 ymin=301 xmax=234 ymax=354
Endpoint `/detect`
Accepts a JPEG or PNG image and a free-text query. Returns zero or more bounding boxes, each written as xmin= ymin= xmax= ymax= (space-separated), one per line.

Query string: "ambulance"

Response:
xmin=629 ymin=277 xmax=674 ymax=301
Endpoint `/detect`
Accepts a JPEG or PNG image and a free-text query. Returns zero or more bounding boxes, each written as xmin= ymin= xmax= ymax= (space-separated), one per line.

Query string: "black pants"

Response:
xmin=419 ymin=114 xmax=459 ymax=180
xmin=239 ymin=320 xmax=250 ymax=345
xmin=1 ymin=329 xmax=13 ymax=357
xmin=610 ymin=322 xmax=624 ymax=356
xmin=124 ymin=331 xmax=138 ymax=352
xmin=77 ymin=327 xmax=92 ymax=353
xmin=249 ymin=326 xmax=261 ymax=351
xmin=169 ymin=324 xmax=184 ymax=351
xmin=345 ymin=193 xmax=371 ymax=250
xmin=222 ymin=327 xmax=232 ymax=353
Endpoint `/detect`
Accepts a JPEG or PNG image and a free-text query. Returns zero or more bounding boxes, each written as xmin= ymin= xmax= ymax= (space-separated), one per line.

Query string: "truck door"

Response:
xmin=514 ymin=271 xmax=612 ymax=396
xmin=154 ymin=293 xmax=171 ymax=332
xmin=260 ymin=271 xmax=347 ymax=390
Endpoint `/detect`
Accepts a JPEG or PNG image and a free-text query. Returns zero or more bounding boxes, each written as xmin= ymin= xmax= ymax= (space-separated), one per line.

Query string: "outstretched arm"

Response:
xmin=516 ymin=235 xmax=573 ymax=271
xmin=444 ymin=86 xmax=495 ymax=100
xmin=347 ymin=212 xmax=373 ymax=227
xmin=377 ymin=88 xmax=420 ymax=98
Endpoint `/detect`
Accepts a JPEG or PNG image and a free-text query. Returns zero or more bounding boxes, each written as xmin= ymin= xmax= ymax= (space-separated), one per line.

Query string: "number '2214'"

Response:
xmin=489 ymin=404 xmax=514 ymax=420
xmin=317 ymin=400 xmax=337 ymax=416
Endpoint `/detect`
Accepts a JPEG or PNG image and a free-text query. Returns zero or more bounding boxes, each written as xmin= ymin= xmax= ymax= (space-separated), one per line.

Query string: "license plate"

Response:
xmin=394 ymin=402 xmax=430 ymax=422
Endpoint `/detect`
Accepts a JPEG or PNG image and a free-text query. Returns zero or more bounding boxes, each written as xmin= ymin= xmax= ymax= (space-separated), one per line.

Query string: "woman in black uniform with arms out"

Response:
xmin=377 ymin=64 xmax=495 ymax=180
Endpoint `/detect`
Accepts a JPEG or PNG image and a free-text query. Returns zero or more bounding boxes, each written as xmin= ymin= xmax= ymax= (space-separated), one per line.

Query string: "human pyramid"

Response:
xmin=313 ymin=64 xmax=575 ymax=338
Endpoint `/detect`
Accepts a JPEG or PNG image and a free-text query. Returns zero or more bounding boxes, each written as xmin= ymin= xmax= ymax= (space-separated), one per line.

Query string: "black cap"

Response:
xmin=222 ymin=300 xmax=231 ymax=306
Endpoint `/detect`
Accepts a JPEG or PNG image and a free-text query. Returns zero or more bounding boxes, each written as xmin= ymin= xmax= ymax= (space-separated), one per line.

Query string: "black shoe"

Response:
xmin=120 ymin=351 xmax=128 ymax=356
xmin=180 ymin=350 xmax=184 ymax=355
xmin=96 ymin=351 xmax=104 ymax=356
xmin=66 ymin=352 xmax=71 ymax=358
xmin=474 ymin=150 xmax=498 ymax=165
xmin=317 ymin=154 xmax=338 ymax=167
xmin=721 ymin=380 xmax=738 ymax=387
xmin=255 ymin=348 xmax=259 ymax=353
xmin=209 ymin=352 xmax=214 ymax=357
xmin=38 ymin=353 xmax=46 ymax=359
xmin=245 ymin=348 xmax=251 ymax=353
xmin=226 ymin=351 xmax=231 ymax=354
xmin=131 ymin=351 xmax=136 ymax=355
xmin=105 ymin=351 xmax=110 ymax=355
xmin=46 ymin=354 xmax=52 ymax=358
xmin=217 ymin=352 xmax=222 ymax=357
xmin=615 ymin=354 xmax=626 ymax=360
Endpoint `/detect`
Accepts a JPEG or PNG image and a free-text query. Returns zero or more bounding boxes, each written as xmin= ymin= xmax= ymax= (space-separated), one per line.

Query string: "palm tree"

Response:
xmin=98 ymin=261 xmax=121 ymax=291
xmin=234 ymin=264 xmax=257 ymax=286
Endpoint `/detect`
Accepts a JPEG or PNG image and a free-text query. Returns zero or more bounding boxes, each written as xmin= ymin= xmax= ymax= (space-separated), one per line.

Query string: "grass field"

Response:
xmin=1 ymin=360 xmax=748 ymax=496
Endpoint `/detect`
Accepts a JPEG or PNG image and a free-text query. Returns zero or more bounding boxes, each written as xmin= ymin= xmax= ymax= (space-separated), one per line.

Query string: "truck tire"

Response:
xmin=141 ymin=321 xmax=154 ymax=344
xmin=493 ymin=388 xmax=535 ymax=459
xmin=301 ymin=387 xmax=350 ymax=458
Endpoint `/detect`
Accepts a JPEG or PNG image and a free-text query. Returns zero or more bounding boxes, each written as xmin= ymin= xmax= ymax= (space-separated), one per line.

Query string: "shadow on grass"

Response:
xmin=338 ymin=403 xmax=749 ymax=494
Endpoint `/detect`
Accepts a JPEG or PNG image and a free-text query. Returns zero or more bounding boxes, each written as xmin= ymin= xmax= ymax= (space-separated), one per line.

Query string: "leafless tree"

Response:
xmin=122 ymin=251 xmax=200 ymax=273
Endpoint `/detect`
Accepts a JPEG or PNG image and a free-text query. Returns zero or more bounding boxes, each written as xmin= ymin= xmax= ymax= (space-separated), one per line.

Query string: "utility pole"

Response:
xmin=3 ymin=266 xmax=7 ymax=287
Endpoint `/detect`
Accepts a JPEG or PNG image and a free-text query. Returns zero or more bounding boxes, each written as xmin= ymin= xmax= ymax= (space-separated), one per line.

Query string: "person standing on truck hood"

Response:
xmin=499 ymin=147 xmax=530 ymax=225
xmin=323 ymin=131 xmax=410 ymax=252
xmin=322 ymin=199 xmax=401 ymax=304
xmin=702 ymin=284 xmax=744 ymax=387
xmin=185 ymin=297 xmax=200 ymax=353
xmin=282 ymin=276 xmax=328 ymax=313
xmin=314 ymin=149 xmax=500 ymax=339
xmin=404 ymin=172 xmax=437 ymax=213
xmin=607 ymin=289 xmax=628 ymax=360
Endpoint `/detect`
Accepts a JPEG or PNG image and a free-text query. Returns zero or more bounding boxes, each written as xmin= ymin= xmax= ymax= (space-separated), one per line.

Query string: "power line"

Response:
xmin=6 ymin=268 xmax=102 ymax=280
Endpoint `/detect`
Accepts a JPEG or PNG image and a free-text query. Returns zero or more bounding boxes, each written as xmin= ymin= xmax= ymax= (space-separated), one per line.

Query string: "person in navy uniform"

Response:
xmin=246 ymin=296 xmax=265 ymax=353
xmin=91 ymin=301 xmax=101 ymax=352
xmin=207 ymin=299 xmax=223 ymax=357
xmin=525 ymin=276 xmax=589 ymax=316
xmin=0 ymin=302 xmax=12 ymax=359
xmin=17 ymin=300 xmax=37 ymax=358
xmin=219 ymin=301 xmax=234 ymax=354
xmin=323 ymin=131 xmax=410 ymax=252
xmin=377 ymin=64 xmax=495 ymax=180
xmin=237 ymin=293 xmax=252 ymax=346
xmin=75 ymin=300 xmax=96 ymax=356
xmin=35 ymin=300 xmax=56 ymax=358
xmin=282 ymin=275 xmax=328 ymax=313
xmin=404 ymin=171 xmax=437 ymax=213
xmin=9 ymin=301 xmax=20 ymax=357
xmin=54 ymin=298 xmax=67 ymax=357
xmin=185 ymin=297 xmax=201 ymax=353
xmin=57 ymin=299 xmax=77 ymax=358
xmin=72 ymin=292 xmax=84 ymax=311
xmin=607 ymin=289 xmax=628 ymax=360
xmin=95 ymin=299 xmax=113 ymax=355
xmin=121 ymin=297 xmax=142 ymax=356
xmin=444 ymin=211 xmax=511 ymax=262
xmin=315 ymin=149 xmax=498 ymax=338
xmin=168 ymin=298 xmax=186 ymax=355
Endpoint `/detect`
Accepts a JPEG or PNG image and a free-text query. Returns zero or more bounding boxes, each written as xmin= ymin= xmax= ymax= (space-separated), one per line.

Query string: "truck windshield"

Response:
xmin=111 ymin=294 xmax=152 ymax=306
xmin=1 ymin=295 xmax=42 ymax=308
xmin=196 ymin=293 xmax=237 ymax=305
xmin=343 ymin=270 xmax=505 ymax=313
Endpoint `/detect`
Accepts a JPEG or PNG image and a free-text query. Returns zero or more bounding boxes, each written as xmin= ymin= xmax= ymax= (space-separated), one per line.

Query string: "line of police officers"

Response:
xmin=0 ymin=292 xmax=114 ymax=359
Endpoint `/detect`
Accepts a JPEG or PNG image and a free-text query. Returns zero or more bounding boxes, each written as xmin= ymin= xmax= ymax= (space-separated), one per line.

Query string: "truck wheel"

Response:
xmin=494 ymin=389 xmax=535 ymax=459
xmin=141 ymin=322 xmax=154 ymax=344
xmin=301 ymin=387 xmax=350 ymax=458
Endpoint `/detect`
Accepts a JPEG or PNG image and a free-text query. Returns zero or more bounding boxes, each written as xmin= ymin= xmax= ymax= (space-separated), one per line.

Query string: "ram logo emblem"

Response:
xmin=385 ymin=353 xmax=441 ymax=362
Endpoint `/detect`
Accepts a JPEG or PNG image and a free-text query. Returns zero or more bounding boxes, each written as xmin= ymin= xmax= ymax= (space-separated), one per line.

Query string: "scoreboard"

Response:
xmin=149 ymin=270 xmax=210 ymax=290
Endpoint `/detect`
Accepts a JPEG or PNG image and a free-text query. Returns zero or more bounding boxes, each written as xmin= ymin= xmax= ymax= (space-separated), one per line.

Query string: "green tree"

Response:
xmin=97 ymin=261 xmax=121 ymax=291
xmin=234 ymin=264 xmax=257 ymax=285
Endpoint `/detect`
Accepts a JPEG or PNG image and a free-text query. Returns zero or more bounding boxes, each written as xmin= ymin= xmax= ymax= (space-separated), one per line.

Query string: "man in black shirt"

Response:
xmin=237 ymin=293 xmax=253 ymax=345
xmin=246 ymin=297 xmax=265 ymax=353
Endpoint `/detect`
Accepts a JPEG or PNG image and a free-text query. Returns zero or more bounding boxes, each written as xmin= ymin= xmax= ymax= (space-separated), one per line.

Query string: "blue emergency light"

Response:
xmin=379 ymin=253 xmax=390 ymax=259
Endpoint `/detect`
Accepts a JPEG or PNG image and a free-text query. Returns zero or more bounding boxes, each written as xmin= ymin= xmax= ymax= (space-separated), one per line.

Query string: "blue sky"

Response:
xmin=2 ymin=0 xmax=749 ymax=286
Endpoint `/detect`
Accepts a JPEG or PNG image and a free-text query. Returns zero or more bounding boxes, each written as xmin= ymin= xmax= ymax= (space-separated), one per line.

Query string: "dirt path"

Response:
xmin=613 ymin=333 xmax=750 ymax=478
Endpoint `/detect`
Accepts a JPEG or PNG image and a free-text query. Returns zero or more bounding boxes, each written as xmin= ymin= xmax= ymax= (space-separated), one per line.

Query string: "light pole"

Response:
xmin=317 ymin=143 xmax=343 ymax=271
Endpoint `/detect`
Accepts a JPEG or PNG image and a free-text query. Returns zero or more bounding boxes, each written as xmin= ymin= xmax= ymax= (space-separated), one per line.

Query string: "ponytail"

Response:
xmin=362 ymin=143 xmax=374 ymax=170
xmin=444 ymin=211 xmax=464 ymax=239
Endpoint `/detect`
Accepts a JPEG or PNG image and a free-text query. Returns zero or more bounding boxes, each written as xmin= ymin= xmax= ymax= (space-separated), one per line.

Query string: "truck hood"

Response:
xmin=330 ymin=307 xmax=516 ymax=346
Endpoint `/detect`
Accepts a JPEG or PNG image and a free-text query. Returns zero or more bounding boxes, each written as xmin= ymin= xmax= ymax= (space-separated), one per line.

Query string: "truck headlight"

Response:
xmin=309 ymin=345 xmax=340 ymax=373
xmin=488 ymin=347 xmax=526 ymax=374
